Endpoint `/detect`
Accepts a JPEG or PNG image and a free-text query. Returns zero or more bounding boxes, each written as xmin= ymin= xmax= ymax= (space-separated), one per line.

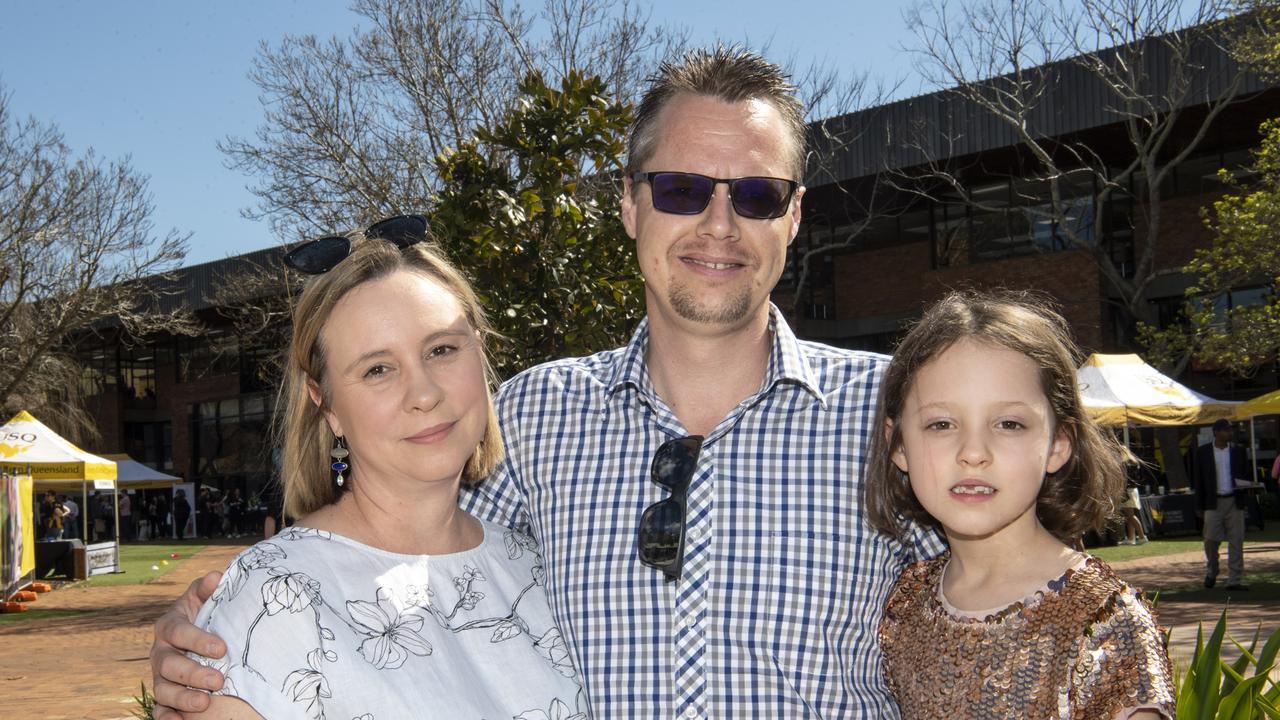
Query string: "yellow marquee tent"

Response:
xmin=0 ymin=411 xmax=116 ymax=481
xmin=0 ymin=412 xmax=120 ymax=576
xmin=1237 ymin=389 xmax=1280 ymax=419
xmin=1076 ymin=354 xmax=1240 ymax=426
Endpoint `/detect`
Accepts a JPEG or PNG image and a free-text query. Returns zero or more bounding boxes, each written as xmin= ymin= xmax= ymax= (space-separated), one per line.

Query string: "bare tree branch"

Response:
xmin=895 ymin=0 xmax=1255 ymax=337
xmin=0 ymin=86 xmax=195 ymax=442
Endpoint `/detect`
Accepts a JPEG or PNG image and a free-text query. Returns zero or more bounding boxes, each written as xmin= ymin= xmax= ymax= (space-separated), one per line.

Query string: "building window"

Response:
xmin=79 ymin=345 xmax=116 ymax=398
xmin=971 ymin=182 xmax=1096 ymax=262
xmin=929 ymin=176 xmax=1100 ymax=267
xmin=120 ymin=346 xmax=157 ymax=402
xmin=176 ymin=331 xmax=240 ymax=383
xmin=125 ymin=421 xmax=173 ymax=470
xmin=1201 ymin=285 xmax=1273 ymax=329
xmin=190 ymin=393 xmax=273 ymax=496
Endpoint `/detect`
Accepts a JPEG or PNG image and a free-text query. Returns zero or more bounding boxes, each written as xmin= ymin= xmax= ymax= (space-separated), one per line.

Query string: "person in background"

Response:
xmin=145 ymin=495 xmax=160 ymax=540
xmin=93 ymin=493 xmax=115 ymax=541
xmin=173 ymin=490 xmax=191 ymax=540
xmin=60 ymin=494 xmax=79 ymax=541
xmin=120 ymin=491 xmax=134 ymax=542
xmin=225 ymin=488 xmax=244 ymax=538
xmin=1118 ymin=473 xmax=1150 ymax=545
xmin=155 ymin=493 xmax=171 ymax=540
xmin=1192 ymin=418 xmax=1251 ymax=591
xmin=41 ymin=490 xmax=66 ymax=541
xmin=196 ymin=487 xmax=213 ymax=538
xmin=1269 ymin=453 xmax=1280 ymax=518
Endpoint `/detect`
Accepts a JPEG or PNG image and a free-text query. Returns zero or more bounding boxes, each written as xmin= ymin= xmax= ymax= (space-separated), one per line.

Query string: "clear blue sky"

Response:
xmin=0 ymin=1 xmax=915 ymax=266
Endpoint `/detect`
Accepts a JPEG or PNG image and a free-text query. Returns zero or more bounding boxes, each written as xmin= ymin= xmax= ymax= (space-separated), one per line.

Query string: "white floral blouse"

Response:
xmin=191 ymin=520 xmax=587 ymax=720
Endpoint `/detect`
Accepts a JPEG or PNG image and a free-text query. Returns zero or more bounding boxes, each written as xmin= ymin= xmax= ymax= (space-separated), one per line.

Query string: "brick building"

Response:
xmin=77 ymin=248 xmax=285 ymax=503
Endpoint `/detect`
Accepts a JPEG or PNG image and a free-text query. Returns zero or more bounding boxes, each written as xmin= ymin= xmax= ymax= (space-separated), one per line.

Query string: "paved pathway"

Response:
xmin=1109 ymin=540 xmax=1280 ymax=674
xmin=0 ymin=543 xmax=247 ymax=720
xmin=1 ymin=540 xmax=1276 ymax=718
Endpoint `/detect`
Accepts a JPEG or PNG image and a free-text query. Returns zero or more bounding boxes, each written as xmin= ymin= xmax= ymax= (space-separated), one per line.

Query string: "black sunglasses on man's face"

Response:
xmin=283 ymin=214 xmax=429 ymax=274
xmin=630 ymin=171 xmax=798 ymax=220
xmin=637 ymin=435 xmax=704 ymax=583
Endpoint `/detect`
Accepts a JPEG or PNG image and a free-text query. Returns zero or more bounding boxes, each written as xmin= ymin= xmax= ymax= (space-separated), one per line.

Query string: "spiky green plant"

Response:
xmin=1175 ymin=610 xmax=1280 ymax=719
xmin=132 ymin=681 xmax=156 ymax=720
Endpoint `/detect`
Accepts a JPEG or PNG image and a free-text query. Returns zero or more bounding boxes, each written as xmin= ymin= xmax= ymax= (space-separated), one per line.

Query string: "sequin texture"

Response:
xmin=879 ymin=552 xmax=1175 ymax=719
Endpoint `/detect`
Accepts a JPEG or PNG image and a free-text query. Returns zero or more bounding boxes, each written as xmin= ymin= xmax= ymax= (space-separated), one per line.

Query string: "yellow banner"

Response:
xmin=0 ymin=459 xmax=117 ymax=480
xmin=19 ymin=476 xmax=33 ymax=578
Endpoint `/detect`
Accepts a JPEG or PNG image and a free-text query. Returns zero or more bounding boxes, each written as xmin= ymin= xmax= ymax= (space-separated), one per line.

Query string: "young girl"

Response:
xmin=866 ymin=291 xmax=1174 ymax=720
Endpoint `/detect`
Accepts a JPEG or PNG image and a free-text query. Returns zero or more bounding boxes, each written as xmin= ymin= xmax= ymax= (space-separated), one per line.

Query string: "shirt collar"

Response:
xmin=604 ymin=304 xmax=827 ymax=409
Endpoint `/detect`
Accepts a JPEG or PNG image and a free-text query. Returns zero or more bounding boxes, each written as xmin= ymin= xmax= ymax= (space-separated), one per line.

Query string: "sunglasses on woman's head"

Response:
xmin=636 ymin=435 xmax=704 ymax=583
xmin=283 ymin=214 xmax=429 ymax=274
xmin=630 ymin=171 xmax=798 ymax=220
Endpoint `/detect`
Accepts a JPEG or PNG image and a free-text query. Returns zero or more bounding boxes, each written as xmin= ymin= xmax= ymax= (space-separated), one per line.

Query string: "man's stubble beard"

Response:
xmin=668 ymin=280 xmax=753 ymax=325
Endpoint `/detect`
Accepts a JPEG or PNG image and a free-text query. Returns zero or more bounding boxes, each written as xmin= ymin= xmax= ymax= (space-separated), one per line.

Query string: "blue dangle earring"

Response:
xmin=331 ymin=436 xmax=350 ymax=487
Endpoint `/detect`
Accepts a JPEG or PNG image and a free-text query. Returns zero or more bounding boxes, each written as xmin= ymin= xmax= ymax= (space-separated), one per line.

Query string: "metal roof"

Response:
xmin=144 ymin=246 xmax=287 ymax=315
xmin=804 ymin=30 xmax=1274 ymax=185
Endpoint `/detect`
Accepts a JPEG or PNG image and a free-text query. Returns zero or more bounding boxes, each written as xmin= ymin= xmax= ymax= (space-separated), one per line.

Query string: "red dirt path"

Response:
xmin=0 ymin=543 xmax=247 ymax=720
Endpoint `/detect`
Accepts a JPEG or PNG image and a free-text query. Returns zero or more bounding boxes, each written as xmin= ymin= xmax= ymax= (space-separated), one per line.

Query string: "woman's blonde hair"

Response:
xmin=864 ymin=290 xmax=1129 ymax=545
xmin=278 ymin=236 xmax=503 ymax=519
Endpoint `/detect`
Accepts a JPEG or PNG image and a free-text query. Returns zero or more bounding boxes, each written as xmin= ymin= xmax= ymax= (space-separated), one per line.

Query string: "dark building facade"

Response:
xmin=78 ymin=248 xmax=286 ymax=504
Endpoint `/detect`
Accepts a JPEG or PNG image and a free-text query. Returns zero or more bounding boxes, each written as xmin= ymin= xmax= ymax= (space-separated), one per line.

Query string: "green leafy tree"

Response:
xmin=430 ymin=71 xmax=642 ymax=376
xmin=1139 ymin=1 xmax=1280 ymax=375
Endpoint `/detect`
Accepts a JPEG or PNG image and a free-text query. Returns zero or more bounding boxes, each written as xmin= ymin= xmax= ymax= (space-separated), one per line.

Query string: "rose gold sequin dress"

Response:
xmin=879 ymin=552 xmax=1174 ymax=719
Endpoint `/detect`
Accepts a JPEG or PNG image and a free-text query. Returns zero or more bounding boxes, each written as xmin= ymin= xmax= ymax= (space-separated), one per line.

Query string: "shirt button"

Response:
xmin=684 ymin=708 xmax=698 ymax=719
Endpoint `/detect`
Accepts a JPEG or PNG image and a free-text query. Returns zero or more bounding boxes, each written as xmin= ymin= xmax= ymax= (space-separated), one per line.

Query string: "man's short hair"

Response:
xmin=626 ymin=46 xmax=806 ymax=181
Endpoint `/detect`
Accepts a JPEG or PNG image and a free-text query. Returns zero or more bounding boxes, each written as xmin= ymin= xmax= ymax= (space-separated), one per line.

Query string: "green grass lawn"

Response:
xmin=74 ymin=541 xmax=207 ymax=588
xmin=1089 ymin=525 xmax=1280 ymax=564
xmin=0 ymin=607 xmax=92 ymax=626
xmin=0 ymin=543 xmax=208 ymax=626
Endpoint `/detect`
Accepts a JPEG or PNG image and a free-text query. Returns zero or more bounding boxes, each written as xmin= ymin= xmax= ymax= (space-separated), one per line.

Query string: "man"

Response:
xmin=1192 ymin=418 xmax=1251 ymax=591
xmin=59 ymin=494 xmax=78 ymax=542
xmin=149 ymin=47 xmax=941 ymax=718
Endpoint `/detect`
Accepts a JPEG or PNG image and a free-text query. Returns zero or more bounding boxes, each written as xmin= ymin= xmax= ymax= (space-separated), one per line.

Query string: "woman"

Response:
xmin=188 ymin=226 xmax=585 ymax=718
xmin=41 ymin=490 xmax=66 ymax=541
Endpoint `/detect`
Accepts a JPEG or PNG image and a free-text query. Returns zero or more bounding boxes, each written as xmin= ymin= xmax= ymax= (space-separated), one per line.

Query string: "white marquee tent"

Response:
xmin=1077 ymin=354 xmax=1239 ymax=427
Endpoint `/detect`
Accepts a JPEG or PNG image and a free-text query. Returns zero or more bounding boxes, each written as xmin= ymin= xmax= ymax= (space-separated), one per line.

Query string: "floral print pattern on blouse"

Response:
xmin=191 ymin=521 xmax=587 ymax=719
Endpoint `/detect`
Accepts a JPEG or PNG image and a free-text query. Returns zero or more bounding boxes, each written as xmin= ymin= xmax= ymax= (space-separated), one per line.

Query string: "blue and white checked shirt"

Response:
xmin=462 ymin=306 xmax=944 ymax=718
